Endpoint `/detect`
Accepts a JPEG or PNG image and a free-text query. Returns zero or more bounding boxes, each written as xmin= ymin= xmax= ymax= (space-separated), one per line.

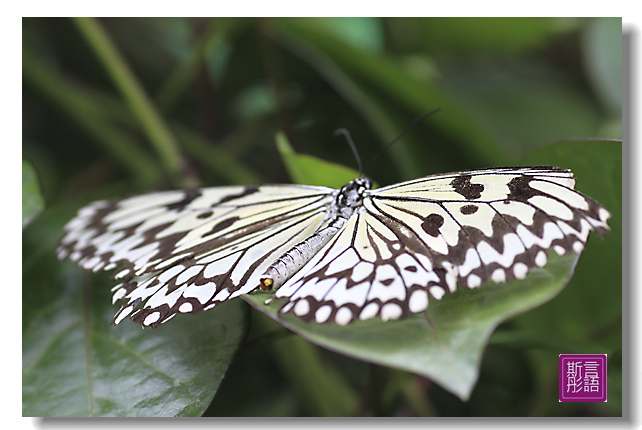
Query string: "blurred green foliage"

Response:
xmin=22 ymin=159 xmax=44 ymax=228
xmin=23 ymin=17 xmax=622 ymax=417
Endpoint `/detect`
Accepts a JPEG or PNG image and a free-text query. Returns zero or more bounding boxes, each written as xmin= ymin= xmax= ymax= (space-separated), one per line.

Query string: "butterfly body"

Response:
xmin=260 ymin=177 xmax=373 ymax=291
xmin=58 ymin=167 xmax=609 ymax=328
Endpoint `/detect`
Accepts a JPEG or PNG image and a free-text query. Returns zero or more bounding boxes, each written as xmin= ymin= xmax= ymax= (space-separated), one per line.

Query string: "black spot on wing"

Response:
xmin=140 ymin=222 xmax=174 ymax=244
xmin=202 ymin=216 xmax=241 ymax=237
xmin=421 ymin=213 xmax=444 ymax=237
xmin=460 ymin=204 xmax=479 ymax=215
xmin=217 ymin=185 xmax=261 ymax=204
xmin=451 ymin=175 xmax=484 ymax=200
xmin=79 ymin=245 xmax=97 ymax=259
xmin=119 ymin=221 xmax=144 ymax=237
xmin=507 ymin=175 xmax=538 ymax=201
xmin=167 ymin=189 xmax=202 ymax=211
xmin=85 ymin=201 xmax=119 ymax=236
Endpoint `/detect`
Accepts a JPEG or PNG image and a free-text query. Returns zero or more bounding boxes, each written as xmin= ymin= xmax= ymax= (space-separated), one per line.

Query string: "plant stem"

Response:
xmin=73 ymin=17 xmax=190 ymax=187
xmin=22 ymin=48 xmax=161 ymax=187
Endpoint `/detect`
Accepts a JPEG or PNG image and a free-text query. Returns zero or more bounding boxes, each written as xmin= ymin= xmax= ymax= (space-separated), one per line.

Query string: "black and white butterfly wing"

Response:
xmin=59 ymin=166 xmax=610 ymax=327
xmin=273 ymin=167 xmax=610 ymax=325
xmin=58 ymin=184 xmax=334 ymax=327
xmin=272 ymin=210 xmax=453 ymax=325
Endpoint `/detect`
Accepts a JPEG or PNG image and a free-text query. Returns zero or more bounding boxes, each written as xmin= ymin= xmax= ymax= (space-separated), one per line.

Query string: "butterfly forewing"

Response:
xmin=59 ymin=184 xmax=334 ymax=327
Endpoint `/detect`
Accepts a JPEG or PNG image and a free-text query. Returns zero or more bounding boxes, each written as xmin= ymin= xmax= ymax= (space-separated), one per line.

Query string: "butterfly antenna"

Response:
xmin=334 ymin=128 xmax=363 ymax=175
xmin=363 ymin=107 xmax=443 ymax=174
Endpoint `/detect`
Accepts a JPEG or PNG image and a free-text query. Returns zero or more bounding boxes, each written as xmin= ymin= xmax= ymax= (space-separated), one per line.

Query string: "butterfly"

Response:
xmin=58 ymin=166 xmax=610 ymax=328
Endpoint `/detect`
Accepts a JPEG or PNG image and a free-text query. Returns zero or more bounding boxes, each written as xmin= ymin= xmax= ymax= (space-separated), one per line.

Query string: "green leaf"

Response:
xmin=22 ymin=209 xmax=248 ymax=417
xmin=276 ymin=132 xmax=361 ymax=187
xmin=22 ymin=159 xmax=44 ymax=228
xmin=244 ymin=252 xmax=580 ymax=401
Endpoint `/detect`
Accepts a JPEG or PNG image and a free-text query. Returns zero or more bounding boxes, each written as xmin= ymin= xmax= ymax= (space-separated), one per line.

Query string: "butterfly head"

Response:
xmin=353 ymin=176 xmax=373 ymax=191
xmin=336 ymin=177 xmax=372 ymax=208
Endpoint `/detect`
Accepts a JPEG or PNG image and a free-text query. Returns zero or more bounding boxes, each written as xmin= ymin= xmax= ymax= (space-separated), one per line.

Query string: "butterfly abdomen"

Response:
xmin=259 ymin=221 xmax=345 ymax=291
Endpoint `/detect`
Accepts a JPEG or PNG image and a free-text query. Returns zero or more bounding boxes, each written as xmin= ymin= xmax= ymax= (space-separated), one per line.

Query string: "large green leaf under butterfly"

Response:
xmin=58 ymin=166 xmax=610 ymax=327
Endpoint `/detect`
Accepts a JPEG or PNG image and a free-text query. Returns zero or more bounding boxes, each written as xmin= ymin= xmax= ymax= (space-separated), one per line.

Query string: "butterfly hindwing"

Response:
xmin=273 ymin=210 xmax=454 ymax=325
